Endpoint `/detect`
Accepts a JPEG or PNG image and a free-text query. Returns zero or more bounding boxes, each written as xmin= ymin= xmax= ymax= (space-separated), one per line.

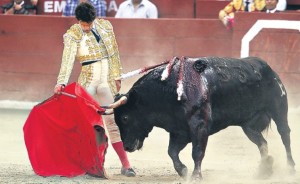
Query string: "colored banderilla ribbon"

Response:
xmin=115 ymin=60 xmax=170 ymax=81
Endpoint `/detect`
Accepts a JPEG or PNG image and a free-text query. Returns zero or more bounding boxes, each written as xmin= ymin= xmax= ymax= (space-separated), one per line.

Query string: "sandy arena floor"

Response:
xmin=0 ymin=108 xmax=299 ymax=184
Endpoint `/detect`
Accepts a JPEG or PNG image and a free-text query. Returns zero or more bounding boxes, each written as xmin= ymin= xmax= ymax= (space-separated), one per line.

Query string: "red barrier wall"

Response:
xmin=0 ymin=13 xmax=299 ymax=106
xmin=232 ymin=12 xmax=300 ymax=106
xmin=195 ymin=0 xmax=230 ymax=19
xmin=0 ymin=15 xmax=231 ymax=103
xmin=151 ymin=0 xmax=195 ymax=18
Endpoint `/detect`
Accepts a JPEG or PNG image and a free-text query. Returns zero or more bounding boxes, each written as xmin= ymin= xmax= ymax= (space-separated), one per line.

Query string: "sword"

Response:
xmin=116 ymin=60 xmax=170 ymax=80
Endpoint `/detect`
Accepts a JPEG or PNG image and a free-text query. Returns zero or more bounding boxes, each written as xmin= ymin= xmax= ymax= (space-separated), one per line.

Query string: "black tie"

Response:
xmin=245 ymin=1 xmax=250 ymax=12
xmin=91 ymin=29 xmax=100 ymax=43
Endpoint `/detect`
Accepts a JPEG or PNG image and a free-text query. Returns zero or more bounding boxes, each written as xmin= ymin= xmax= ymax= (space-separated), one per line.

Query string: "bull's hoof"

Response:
xmin=190 ymin=171 xmax=203 ymax=182
xmin=177 ymin=165 xmax=188 ymax=178
xmin=288 ymin=159 xmax=296 ymax=175
xmin=256 ymin=156 xmax=274 ymax=179
xmin=189 ymin=177 xmax=202 ymax=184
xmin=180 ymin=167 xmax=188 ymax=178
xmin=288 ymin=165 xmax=296 ymax=175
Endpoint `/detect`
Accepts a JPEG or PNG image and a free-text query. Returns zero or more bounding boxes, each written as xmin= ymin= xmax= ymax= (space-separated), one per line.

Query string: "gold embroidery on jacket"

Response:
xmin=255 ymin=0 xmax=266 ymax=10
xmin=219 ymin=0 xmax=265 ymax=22
xmin=57 ymin=19 xmax=122 ymax=95
xmin=78 ymin=64 xmax=93 ymax=88
xmin=57 ymin=34 xmax=79 ymax=85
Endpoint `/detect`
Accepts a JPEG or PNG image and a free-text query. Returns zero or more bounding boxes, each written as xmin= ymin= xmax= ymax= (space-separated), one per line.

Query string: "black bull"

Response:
xmin=112 ymin=57 xmax=296 ymax=180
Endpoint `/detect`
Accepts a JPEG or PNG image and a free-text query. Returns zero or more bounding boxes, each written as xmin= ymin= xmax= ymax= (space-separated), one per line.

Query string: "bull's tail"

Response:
xmin=268 ymin=72 xmax=296 ymax=170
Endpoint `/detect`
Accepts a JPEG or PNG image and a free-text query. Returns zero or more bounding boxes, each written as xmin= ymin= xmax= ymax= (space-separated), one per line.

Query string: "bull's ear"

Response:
xmin=193 ymin=59 xmax=208 ymax=73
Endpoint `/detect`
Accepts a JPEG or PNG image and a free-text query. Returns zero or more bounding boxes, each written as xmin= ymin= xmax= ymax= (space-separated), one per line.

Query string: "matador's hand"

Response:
xmin=54 ymin=84 xmax=65 ymax=94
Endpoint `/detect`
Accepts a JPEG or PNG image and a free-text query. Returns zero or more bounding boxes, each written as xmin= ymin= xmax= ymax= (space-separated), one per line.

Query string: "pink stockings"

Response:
xmin=112 ymin=141 xmax=130 ymax=169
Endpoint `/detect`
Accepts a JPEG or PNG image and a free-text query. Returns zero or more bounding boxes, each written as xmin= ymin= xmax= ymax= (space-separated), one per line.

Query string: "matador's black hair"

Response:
xmin=75 ymin=2 xmax=96 ymax=23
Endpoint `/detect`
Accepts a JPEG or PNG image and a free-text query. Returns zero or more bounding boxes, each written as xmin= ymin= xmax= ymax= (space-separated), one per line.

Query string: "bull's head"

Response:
xmin=106 ymin=91 xmax=153 ymax=152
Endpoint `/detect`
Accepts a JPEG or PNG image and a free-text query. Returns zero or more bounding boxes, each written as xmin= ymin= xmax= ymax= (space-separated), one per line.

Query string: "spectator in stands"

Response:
xmin=264 ymin=0 xmax=279 ymax=12
xmin=4 ymin=0 xmax=28 ymax=14
xmin=63 ymin=0 xmax=106 ymax=17
xmin=2 ymin=0 xmax=37 ymax=15
xmin=25 ymin=0 xmax=38 ymax=14
xmin=115 ymin=0 xmax=158 ymax=18
xmin=219 ymin=0 xmax=265 ymax=28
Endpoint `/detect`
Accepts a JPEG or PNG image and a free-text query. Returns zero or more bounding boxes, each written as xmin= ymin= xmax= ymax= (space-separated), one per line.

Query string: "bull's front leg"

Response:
xmin=168 ymin=133 xmax=189 ymax=178
xmin=189 ymin=116 xmax=209 ymax=181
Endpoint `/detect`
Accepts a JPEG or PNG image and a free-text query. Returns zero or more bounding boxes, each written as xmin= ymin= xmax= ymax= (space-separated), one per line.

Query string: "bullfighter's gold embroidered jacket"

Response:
xmin=56 ymin=18 xmax=122 ymax=95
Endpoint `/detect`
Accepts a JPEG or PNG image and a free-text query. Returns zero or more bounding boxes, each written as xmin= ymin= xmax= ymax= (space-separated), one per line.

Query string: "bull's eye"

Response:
xmin=122 ymin=115 xmax=129 ymax=124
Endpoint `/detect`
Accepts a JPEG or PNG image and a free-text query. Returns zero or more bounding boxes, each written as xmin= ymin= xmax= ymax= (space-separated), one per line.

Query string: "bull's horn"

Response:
xmin=97 ymin=109 xmax=114 ymax=115
xmin=108 ymin=96 xmax=128 ymax=109
xmin=103 ymin=109 xmax=114 ymax=115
